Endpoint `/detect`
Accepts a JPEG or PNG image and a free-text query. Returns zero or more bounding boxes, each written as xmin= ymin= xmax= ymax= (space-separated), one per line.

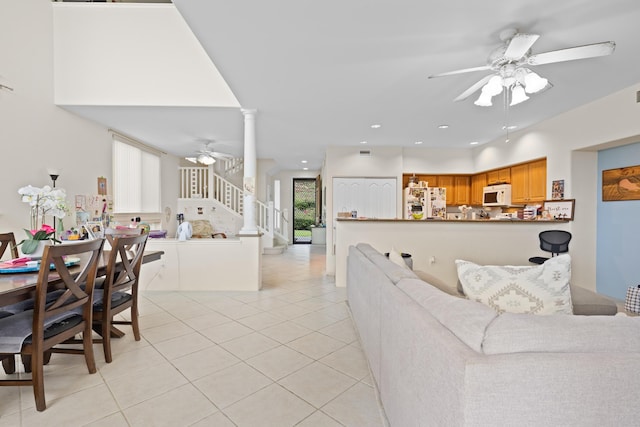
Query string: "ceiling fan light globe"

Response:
xmin=474 ymin=92 xmax=493 ymax=107
xmin=510 ymin=85 xmax=530 ymax=106
xmin=485 ymin=75 xmax=503 ymax=95
xmin=524 ymin=71 xmax=548 ymax=93
xmin=197 ymin=154 xmax=216 ymax=165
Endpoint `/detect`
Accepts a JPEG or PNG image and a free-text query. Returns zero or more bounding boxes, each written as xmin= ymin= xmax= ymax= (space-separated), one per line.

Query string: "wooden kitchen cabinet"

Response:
xmin=437 ymin=175 xmax=455 ymax=205
xmin=402 ymin=174 xmax=439 ymax=188
xmin=403 ymin=174 xmax=470 ymax=205
xmin=510 ymin=159 xmax=547 ymax=204
xmin=454 ymin=176 xmax=470 ymax=205
xmin=434 ymin=175 xmax=470 ymax=205
xmin=470 ymin=173 xmax=487 ymax=205
xmin=486 ymin=168 xmax=511 ymax=185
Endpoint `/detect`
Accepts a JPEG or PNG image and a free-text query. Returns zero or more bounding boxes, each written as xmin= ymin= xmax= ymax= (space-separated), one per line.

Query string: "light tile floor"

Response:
xmin=0 ymin=245 xmax=385 ymax=427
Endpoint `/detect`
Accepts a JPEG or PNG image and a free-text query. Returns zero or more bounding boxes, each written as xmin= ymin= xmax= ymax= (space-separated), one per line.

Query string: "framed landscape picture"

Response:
xmin=602 ymin=165 xmax=640 ymax=201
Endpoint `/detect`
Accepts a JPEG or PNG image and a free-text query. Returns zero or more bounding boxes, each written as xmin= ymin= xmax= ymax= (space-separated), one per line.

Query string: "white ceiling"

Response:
xmin=67 ymin=0 xmax=640 ymax=172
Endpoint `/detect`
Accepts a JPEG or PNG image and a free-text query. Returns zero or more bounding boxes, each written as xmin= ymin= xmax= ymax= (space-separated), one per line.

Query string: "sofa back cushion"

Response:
xmin=356 ymin=243 xmax=417 ymax=284
xmin=483 ymin=312 xmax=640 ymax=354
xmin=455 ymin=254 xmax=573 ymax=315
xmin=397 ymin=278 xmax=498 ymax=353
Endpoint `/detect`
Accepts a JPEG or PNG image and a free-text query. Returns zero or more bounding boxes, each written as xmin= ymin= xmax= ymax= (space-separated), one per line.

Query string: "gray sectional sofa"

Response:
xmin=347 ymin=243 xmax=640 ymax=427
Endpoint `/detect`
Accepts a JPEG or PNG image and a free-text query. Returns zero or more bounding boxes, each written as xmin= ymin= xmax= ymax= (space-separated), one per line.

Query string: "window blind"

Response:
xmin=112 ymin=137 xmax=161 ymax=214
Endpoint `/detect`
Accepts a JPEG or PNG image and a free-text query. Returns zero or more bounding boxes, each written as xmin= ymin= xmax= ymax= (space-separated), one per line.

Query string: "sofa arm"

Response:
xmin=570 ymin=285 xmax=618 ymax=315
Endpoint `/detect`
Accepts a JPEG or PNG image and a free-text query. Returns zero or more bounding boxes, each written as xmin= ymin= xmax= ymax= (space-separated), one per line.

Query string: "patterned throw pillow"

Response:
xmin=455 ymin=254 xmax=573 ymax=315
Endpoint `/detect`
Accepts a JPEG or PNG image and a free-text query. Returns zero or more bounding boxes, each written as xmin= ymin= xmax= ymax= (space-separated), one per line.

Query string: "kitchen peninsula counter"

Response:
xmin=336 ymin=218 xmax=570 ymax=223
xmin=334 ymin=217 xmax=581 ymax=289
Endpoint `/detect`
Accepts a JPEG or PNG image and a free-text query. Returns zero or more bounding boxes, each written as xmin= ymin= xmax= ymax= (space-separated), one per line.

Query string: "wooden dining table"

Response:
xmin=0 ymin=250 xmax=164 ymax=307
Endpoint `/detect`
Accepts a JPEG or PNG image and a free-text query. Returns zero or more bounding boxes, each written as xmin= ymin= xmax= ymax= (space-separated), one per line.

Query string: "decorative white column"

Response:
xmin=240 ymin=108 xmax=259 ymax=234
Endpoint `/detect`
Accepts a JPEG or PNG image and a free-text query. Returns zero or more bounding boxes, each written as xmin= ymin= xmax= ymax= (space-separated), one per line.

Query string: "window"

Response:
xmin=112 ymin=134 xmax=161 ymax=215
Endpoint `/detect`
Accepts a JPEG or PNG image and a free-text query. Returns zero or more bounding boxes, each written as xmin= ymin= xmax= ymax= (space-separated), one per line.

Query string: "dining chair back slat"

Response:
xmin=0 ymin=232 xmax=19 ymax=260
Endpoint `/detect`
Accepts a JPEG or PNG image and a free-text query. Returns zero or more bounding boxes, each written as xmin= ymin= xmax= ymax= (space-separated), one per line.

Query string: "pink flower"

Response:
xmin=29 ymin=224 xmax=54 ymax=236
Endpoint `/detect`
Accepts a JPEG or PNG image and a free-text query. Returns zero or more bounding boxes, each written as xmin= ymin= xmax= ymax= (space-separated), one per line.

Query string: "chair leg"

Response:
xmin=43 ymin=350 xmax=53 ymax=365
xmin=83 ymin=324 xmax=97 ymax=374
xmin=131 ymin=304 xmax=141 ymax=342
xmin=32 ymin=351 xmax=46 ymax=411
xmin=1 ymin=356 xmax=15 ymax=374
xmin=102 ymin=315 xmax=113 ymax=364
xmin=22 ymin=354 xmax=32 ymax=373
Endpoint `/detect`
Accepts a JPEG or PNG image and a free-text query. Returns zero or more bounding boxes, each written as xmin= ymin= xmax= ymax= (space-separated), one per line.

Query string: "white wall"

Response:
xmin=0 ymin=0 xmax=111 ymax=236
xmin=402 ymin=147 xmax=474 ymax=173
xmin=52 ymin=3 xmax=238 ymax=107
xmin=335 ymin=220 xmax=571 ymax=288
xmin=0 ymin=0 xmax=182 ymax=240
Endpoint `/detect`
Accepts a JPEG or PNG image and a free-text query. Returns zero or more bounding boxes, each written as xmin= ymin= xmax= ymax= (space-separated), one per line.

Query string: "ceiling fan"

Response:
xmin=191 ymin=140 xmax=234 ymax=165
xmin=429 ymin=28 xmax=615 ymax=107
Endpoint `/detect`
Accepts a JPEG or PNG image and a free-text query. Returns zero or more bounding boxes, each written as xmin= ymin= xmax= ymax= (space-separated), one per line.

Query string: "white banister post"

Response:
xmin=268 ymin=201 xmax=275 ymax=235
xmin=282 ymin=208 xmax=289 ymax=241
xmin=207 ymin=164 xmax=214 ymax=200
xmin=240 ymin=108 xmax=259 ymax=234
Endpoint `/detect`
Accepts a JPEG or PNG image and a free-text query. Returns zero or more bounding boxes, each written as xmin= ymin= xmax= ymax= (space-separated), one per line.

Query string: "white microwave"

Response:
xmin=483 ymin=184 xmax=512 ymax=206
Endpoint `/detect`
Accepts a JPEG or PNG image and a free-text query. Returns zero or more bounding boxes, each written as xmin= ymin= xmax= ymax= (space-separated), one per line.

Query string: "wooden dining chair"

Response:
xmin=0 ymin=232 xmax=19 ymax=260
xmin=0 ymin=238 xmax=104 ymax=411
xmin=0 ymin=233 xmax=20 ymax=374
xmin=93 ymin=233 xmax=148 ymax=363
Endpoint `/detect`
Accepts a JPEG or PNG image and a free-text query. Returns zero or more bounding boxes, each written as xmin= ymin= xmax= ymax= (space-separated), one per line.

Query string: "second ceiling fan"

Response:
xmin=429 ymin=28 xmax=616 ymax=107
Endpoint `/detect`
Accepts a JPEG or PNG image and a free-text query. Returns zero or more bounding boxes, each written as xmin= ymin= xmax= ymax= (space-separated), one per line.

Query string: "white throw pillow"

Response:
xmin=455 ymin=254 xmax=573 ymax=315
xmin=388 ymin=247 xmax=410 ymax=270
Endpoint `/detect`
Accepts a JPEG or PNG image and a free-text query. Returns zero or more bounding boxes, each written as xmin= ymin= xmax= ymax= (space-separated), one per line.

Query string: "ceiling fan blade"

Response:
xmin=527 ymin=41 xmax=615 ymax=66
xmin=504 ymin=33 xmax=540 ymax=60
xmin=429 ymin=65 xmax=491 ymax=79
xmin=454 ymin=74 xmax=495 ymax=102
xmin=210 ymin=151 xmax=234 ymax=159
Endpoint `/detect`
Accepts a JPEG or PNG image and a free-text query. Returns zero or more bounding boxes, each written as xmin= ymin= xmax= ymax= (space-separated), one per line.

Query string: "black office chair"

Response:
xmin=528 ymin=230 xmax=572 ymax=265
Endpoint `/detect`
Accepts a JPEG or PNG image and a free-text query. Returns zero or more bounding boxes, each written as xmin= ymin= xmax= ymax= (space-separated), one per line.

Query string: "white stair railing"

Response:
xmin=221 ymin=157 xmax=244 ymax=177
xmin=179 ymin=166 xmax=289 ymax=244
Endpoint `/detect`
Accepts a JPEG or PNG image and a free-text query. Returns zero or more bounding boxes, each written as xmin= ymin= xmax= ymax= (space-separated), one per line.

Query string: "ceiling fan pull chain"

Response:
xmin=503 ymin=90 xmax=511 ymax=143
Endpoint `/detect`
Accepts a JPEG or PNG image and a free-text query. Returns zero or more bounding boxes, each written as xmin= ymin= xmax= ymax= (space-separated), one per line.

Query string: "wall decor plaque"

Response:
xmin=543 ymin=199 xmax=575 ymax=220
xmin=602 ymin=165 xmax=640 ymax=201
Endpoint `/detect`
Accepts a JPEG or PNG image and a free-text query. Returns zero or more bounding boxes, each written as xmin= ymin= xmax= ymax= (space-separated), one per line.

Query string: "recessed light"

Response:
xmin=303 ymin=167 xmax=309 ymax=170
xmin=370 ymin=124 xmax=381 ymax=129
xmin=301 ymin=160 xmax=308 ymax=164
xmin=360 ymin=141 xmax=368 ymax=144
xmin=502 ymin=125 xmax=517 ymax=130
xmin=438 ymin=125 xmax=449 ymax=129
xmin=470 ymin=141 xmax=479 ymax=145
xmin=414 ymin=141 xmax=423 ymax=145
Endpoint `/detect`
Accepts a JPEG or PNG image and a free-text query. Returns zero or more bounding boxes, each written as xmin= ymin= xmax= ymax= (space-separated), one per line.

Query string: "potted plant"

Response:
xmin=17 ymin=185 xmax=68 ymax=255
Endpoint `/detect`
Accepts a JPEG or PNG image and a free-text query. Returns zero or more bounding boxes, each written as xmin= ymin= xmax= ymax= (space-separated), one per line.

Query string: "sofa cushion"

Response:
xmin=570 ymin=285 xmax=618 ymax=316
xmin=455 ymin=254 xmax=573 ymax=315
xmin=356 ymin=243 xmax=417 ymax=284
xmin=397 ymin=278 xmax=498 ymax=353
xmin=483 ymin=312 xmax=640 ymax=354
xmin=414 ymin=270 xmax=462 ymax=297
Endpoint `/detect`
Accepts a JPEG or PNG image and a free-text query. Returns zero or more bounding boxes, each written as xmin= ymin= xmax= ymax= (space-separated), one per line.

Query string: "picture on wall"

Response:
xmin=602 ymin=165 xmax=640 ymax=201
xmin=552 ymin=179 xmax=564 ymax=200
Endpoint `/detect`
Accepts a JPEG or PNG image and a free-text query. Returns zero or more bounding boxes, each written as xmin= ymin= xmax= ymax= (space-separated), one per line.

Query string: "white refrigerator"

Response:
xmin=404 ymin=187 xmax=447 ymax=219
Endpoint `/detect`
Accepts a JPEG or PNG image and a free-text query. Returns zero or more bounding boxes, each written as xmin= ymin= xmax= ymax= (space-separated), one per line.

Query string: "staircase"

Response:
xmin=178 ymin=163 xmax=289 ymax=249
